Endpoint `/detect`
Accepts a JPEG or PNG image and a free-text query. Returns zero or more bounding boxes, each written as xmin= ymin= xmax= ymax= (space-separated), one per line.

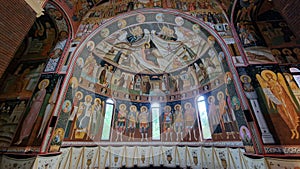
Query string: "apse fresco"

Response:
xmin=73 ymin=0 xmax=244 ymax=68
xmin=237 ymin=65 xmax=300 ymax=145
xmin=51 ymin=9 xmax=249 ymax=151
xmin=9 ymin=74 xmax=64 ymax=150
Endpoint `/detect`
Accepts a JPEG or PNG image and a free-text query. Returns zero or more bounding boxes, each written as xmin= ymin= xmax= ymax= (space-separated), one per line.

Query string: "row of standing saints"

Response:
xmin=62 ymin=89 xmax=238 ymax=142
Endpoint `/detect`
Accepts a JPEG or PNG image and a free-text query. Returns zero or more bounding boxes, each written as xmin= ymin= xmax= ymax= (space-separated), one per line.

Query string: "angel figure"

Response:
xmin=256 ymin=70 xmax=300 ymax=139
xmin=284 ymin=73 xmax=300 ymax=104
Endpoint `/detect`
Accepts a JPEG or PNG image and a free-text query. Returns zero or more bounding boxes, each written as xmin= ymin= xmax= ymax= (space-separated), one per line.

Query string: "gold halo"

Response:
xmin=85 ymin=95 xmax=93 ymax=102
xmin=208 ymin=36 xmax=215 ymax=41
xmin=63 ymin=100 xmax=72 ymax=113
xmin=282 ymin=48 xmax=292 ymax=55
xmin=271 ymin=49 xmax=281 ymax=55
xmin=208 ymin=96 xmax=215 ymax=104
xmin=184 ymin=102 xmax=192 ymax=110
xmin=225 ymin=72 xmax=233 ymax=82
xmin=217 ymin=91 xmax=224 ymax=100
xmin=94 ymin=98 xmax=101 ymax=104
xmin=283 ymin=73 xmax=293 ymax=81
xmin=130 ymin=105 xmax=137 ymax=111
xmin=225 ymin=72 xmax=232 ymax=77
xmin=261 ymin=70 xmax=277 ymax=81
xmin=144 ymin=42 xmax=150 ymax=48
xmin=240 ymin=75 xmax=251 ymax=83
xmin=100 ymin=28 xmax=110 ymax=38
xmin=136 ymin=14 xmax=145 ymax=23
xmin=75 ymin=91 xmax=83 ymax=100
xmin=293 ymin=48 xmax=300 ymax=54
xmin=69 ymin=77 xmax=78 ymax=88
xmin=55 ymin=128 xmax=64 ymax=135
xmin=117 ymin=19 xmax=127 ymax=28
xmin=86 ymin=40 xmax=95 ymax=51
xmin=174 ymin=104 xmax=182 ymax=110
xmin=38 ymin=79 xmax=50 ymax=89
xmin=164 ymin=105 xmax=171 ymax=112
xmin=119 ymin=104 xmax=127 ymax=110
xmin=140 ymin=106 xmax=148 ymax=112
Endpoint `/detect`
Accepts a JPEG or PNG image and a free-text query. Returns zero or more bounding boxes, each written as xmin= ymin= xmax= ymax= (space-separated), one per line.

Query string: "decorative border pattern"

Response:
xmin=264 ymin=146 xmax=300 ymax=154
xmin=62 ymin=141 xmax=244 ymax=147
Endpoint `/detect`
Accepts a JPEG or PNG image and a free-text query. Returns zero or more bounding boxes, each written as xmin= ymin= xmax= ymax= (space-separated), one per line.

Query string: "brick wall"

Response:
xmin=0 ymin=0 xmax=36 ymax=79
xmin=273 ymin=0 xmax=300 ymax=39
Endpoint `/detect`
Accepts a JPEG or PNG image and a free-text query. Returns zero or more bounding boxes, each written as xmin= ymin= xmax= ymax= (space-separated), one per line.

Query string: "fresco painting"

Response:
xmin=11 ymin=74 xmax=64 ymax=149
xmin=238 ymin=66 xmax=300 ymax=145
xmin=47 ymin=9 xmax=253 ymax=151
xmin=257 ymin=21 xmax=297 ymax=47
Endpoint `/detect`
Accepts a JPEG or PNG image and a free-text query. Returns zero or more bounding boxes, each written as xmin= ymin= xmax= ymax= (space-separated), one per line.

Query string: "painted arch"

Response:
xmin=51 ymin=8 xmax=248 ymax=150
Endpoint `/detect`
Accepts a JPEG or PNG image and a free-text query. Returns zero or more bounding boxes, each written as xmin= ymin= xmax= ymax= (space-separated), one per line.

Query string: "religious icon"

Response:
xmin=184 ymin=102 xmax=197 ymax=141
xmin=138 ymin=106 xmax=149 ymax=141
xmin=174 ymin=104 xmax=184 ymax=141
xmin=240 ymin=75 xmax=254 ymax=92
xmin=208 ymin=95 xmax=221 ymax=136
xmin=256 ymin=70 xmax=300 ymax=139
xmin=162 ymin=106 xmax=173 ymax=141
xmin=115 ymin=104 xmax=127 ymax=141
xmin=49 ymin=128 xmax=64 ymax=152
xmin=283 ymin=73 xmax=300 ymax=104
xmin=38 ymin=76 xmax=63 ymax=139
xmin=90 ymin=98 xmax=103 ymax=140
xmin=224 ymin=72 xmax=233 ymax=84
xmin=74 ymin=95 xmax=93 ymax=139
xmin=231 ymin=96 xmax=240 ymax=110
xmin=127 ymin=105 xmax=138 ymax=141
xmin=239 ymin=126 xmax=252 ymax=145
xmin=15 ymin=79 xmax=50 ymax=145
xmin=217 ymin=91 xmax=236 ymax=139
xmin=62 ymin=100 xmax=72 ymax=113
xmin=52 ymin=128 xmax=64 ymax=145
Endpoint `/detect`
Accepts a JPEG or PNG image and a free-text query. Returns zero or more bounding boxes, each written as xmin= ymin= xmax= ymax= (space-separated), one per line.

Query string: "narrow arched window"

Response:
xmin=197 ymin=96 xmax=212 ymax=140
xmin=151 ymin=102 xmax=161 ymax=140
xmin=101 ymin=98 xmax=115 ymax=140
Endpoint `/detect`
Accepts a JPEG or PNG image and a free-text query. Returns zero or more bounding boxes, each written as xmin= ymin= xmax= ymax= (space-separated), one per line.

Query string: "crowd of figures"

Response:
xmin=63 ymin=92 xmax=201 ymax=142
xmin=75 ymin=0 xmax=229 ymax=40
xmin=61 ymin=85 xmax=241 ymax=142
xmin=76 ymin=58 xmax=220 ymax=96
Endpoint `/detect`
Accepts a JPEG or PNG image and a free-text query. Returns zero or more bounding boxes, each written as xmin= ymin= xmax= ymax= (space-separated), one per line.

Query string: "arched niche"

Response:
xmin=51 ymin=8 xmax=248 ymax=150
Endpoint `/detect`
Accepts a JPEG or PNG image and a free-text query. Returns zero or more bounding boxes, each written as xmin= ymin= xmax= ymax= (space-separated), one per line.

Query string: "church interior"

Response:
xmin=0 ymin=0 xmax=300 ymax=168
